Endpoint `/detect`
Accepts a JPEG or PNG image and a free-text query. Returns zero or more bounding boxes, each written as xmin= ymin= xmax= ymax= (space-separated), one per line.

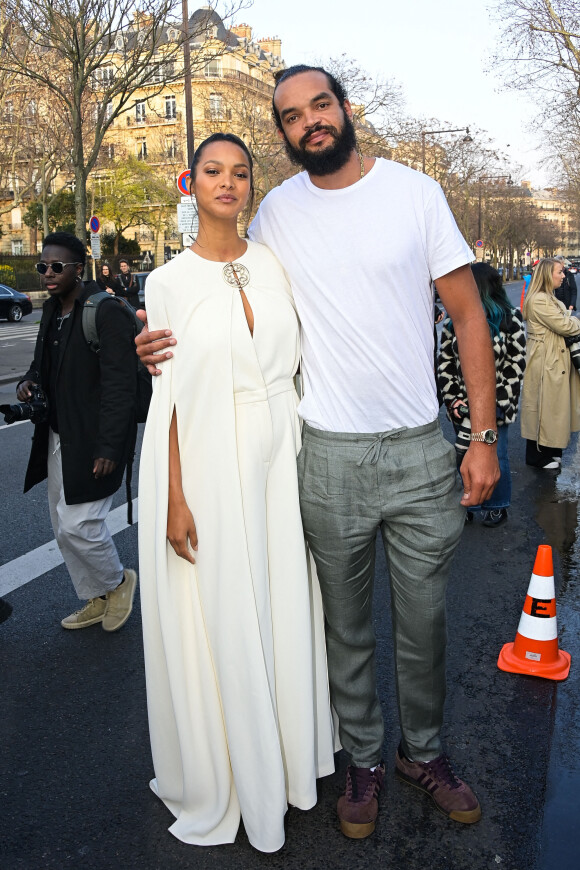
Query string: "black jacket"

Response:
xmin=555 ymin=269 xmax=577 ymax=310
xmin=22 ymin=282 xmax=137 ymax=504
xmin=97 ymin=274 xmax=123 ymax=294
xmin=117 ymin=271 xmax=140 ymax=308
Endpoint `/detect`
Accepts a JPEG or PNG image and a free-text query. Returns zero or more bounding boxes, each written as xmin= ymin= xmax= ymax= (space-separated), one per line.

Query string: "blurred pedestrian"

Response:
xmin=117 ymin=258 xmax=140 ymax=309
xmin=96 ymin=263 xmax=122 ymax=295
xmin=554 ymin=256 xmax=577 ymax=311
xmin=521 ymin=257 xmax=580 ymax=469
xmin=17 ymin=232 xmax=138 ymax=630
xmin=438 ymin=263 xmax=526 ymax=526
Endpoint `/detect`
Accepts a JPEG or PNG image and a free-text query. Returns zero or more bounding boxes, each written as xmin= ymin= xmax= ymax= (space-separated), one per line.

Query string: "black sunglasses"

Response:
xmin=35 ymin=261 xmax=82 ymax=275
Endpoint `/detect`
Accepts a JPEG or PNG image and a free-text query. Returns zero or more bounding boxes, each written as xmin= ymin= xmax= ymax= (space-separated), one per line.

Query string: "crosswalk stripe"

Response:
xmin=0 ymin=499 xmax=138 ymax=596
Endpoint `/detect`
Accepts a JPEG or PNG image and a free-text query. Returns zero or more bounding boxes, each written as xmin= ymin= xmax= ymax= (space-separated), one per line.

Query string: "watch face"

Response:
xmin=484 ymin=429 xmax=498 ymax=444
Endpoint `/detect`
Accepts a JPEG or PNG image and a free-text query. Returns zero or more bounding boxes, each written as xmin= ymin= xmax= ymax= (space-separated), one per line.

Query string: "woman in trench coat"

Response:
xmin=521 ymin=257 xmax=580 ymax=469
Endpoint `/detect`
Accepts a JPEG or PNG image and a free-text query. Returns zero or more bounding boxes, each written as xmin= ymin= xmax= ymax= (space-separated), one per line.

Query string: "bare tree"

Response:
xmin=0 ymin=1 xmax=247 ymax=242
xmin=491 ymin=1 xmax=580 ymax=101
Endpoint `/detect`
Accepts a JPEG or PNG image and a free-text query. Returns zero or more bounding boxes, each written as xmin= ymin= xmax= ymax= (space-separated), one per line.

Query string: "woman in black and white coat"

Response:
xmin=438 ymin=263 xmax=526 ymax=526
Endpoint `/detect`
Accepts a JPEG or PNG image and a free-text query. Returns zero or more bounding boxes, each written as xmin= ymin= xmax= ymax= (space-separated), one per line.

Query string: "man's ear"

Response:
xmin=276 ymin=127 xmax=285 ymax=142
xmin=343 ymin=99 xmax=353 ymax=120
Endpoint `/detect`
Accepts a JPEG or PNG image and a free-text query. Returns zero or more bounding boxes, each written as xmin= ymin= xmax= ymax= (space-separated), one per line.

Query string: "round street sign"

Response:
xmin=89 ymin=216 xmax=100 ymax=233
xmin=475 ymin=239 xmax=483 ymax=248
xmin=177 ymin=169 xmax=191 ymax=196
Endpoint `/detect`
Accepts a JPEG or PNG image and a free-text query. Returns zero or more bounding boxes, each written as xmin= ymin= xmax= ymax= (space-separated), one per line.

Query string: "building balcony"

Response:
xmin=195 ymin=67 xmax=274 ymax=97
xmin=126 ymin=111 xmax=182 ymax=127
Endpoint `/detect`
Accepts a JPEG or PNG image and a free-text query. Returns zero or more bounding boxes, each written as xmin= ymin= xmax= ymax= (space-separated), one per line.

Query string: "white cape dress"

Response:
xmin=138 ymin=243 xmax=335 ymax=853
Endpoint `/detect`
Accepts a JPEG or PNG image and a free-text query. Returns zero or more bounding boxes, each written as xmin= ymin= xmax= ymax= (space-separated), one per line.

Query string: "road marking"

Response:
xmin=0 ymin=499 xmax=138 ymax=596
xmin=0 ymin=420 xmax=31 ymax=430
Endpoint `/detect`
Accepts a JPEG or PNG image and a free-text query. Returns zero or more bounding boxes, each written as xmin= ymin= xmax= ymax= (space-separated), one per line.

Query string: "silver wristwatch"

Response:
xmin=470 ymin=429 xmax=498 ymax=445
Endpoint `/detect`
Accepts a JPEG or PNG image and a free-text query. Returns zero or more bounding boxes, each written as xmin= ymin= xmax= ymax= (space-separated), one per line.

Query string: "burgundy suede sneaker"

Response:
xmin=337 ymin=762 xmax=385 ymax=838
xmin=395 ymin=745 xmax=481 ymax=824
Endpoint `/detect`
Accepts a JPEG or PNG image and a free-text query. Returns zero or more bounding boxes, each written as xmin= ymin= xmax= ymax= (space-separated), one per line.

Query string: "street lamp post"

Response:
xmin=182 ymin=0 xmax=195 ymax=167
xmin=421 ymin=127 xmax=472 ymax=174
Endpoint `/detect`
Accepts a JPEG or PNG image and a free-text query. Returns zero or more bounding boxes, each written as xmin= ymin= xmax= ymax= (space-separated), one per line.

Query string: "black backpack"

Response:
xmin=81 ymin=291 xmax=152 ymax=423
xmin=81 ymin=291 xmax=153 ymax=525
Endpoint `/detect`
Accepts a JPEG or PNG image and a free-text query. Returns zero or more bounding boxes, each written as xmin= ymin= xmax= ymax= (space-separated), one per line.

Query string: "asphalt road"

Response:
xmin=1 ymin=286 xmax=579 ymax=869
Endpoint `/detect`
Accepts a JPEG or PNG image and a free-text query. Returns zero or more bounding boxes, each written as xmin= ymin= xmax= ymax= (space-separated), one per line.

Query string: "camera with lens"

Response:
xmin=0 ymin=384 xmax=50 ymax=425
xmin=564 ymin=334 xmax=580 ymax=371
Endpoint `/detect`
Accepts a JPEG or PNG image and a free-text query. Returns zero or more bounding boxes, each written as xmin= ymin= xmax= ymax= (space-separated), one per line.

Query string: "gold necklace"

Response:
xmin=359 ymin=151 xmax=365 ymax=179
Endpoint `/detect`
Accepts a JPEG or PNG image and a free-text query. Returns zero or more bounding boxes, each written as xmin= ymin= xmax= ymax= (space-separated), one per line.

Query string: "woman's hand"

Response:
xmin=135 ymin=310 xmax=176 ymax=376
xmin=450 ymin=399 xmax=468 ymax=420
xmin=167 ymin=496 xmax=198 ymax=564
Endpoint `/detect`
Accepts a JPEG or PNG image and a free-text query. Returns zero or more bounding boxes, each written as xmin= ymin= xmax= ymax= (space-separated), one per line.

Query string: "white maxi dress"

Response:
xmin=138 ymin=242 xmax=336 ymax=853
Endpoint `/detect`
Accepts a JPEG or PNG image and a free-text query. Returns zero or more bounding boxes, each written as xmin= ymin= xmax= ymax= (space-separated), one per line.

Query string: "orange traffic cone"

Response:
xmin=498 ymin=545 xmax=571 ymax=680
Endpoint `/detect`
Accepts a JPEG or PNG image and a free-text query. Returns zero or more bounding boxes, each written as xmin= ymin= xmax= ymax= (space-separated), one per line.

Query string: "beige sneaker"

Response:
xmin=61 ymin=597 xmax=107 ymax=629
xmin=102 ymin=569 xmax=137 ymax=632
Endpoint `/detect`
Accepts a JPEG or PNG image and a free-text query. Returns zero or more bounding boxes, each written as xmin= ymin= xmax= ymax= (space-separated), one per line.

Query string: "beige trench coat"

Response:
xmin=520 ymin=292 xmax=580 ymax=448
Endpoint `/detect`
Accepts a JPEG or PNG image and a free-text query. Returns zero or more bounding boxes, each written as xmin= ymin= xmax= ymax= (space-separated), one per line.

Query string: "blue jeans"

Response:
xmin=470 ymin=424 xmax=511 ymax=511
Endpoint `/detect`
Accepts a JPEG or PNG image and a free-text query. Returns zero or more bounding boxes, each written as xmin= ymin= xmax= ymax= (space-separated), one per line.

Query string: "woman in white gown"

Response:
xmin=138 ymin=134 xmax=335 ymax=853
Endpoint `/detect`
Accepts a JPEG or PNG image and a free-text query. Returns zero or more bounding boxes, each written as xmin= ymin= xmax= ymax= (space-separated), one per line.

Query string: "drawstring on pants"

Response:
xmin=356 ymin=428 xmax=405 ymax=466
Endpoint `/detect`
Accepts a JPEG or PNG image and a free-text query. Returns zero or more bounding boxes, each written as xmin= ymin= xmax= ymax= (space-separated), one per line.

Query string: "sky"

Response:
xmin=236 ymin=0 xmax=550 ymax=188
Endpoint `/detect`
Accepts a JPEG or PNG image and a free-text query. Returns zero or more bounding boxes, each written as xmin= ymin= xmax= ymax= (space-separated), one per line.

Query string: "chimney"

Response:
xmin=257 ymin=36 xmax=282 ymax=58
xmin=231 ymin=23 xmax=252 ymax=40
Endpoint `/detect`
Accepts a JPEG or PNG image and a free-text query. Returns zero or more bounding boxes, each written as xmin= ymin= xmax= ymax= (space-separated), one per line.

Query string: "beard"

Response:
xmin=282 ymin=112 xmax=358 ymax=176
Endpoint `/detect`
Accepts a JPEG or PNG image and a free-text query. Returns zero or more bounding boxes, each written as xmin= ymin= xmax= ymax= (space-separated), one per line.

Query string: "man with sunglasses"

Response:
xmin=17 ymin=232 xmax=138 ymax=632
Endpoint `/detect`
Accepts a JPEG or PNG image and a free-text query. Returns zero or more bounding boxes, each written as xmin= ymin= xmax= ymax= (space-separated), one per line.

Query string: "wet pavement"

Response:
xmin=536 ymin=437 xmax=580 ymax=870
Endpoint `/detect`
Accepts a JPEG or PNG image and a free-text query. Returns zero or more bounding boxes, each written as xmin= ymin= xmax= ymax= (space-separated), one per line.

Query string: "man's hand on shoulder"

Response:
xmin=459 ymin=443 xmax=500 ymax=507
xmin=135 ymin=309 xmax=176 ymax=376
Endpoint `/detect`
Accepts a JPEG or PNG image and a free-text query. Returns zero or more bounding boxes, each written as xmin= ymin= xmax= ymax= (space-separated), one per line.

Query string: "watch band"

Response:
xmin=470 ymin=429 xmax=498 ymax=444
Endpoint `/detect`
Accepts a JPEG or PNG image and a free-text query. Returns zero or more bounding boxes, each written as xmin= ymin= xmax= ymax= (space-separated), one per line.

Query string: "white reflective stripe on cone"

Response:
xmin=527 ymin=572 xmax=556 ymax=599
xmin=517 ymin=612 xmax=558 ymax=641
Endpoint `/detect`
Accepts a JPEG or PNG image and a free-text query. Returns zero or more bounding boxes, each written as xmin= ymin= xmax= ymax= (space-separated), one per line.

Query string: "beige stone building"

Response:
xmin=0 ymin=7 xmax=284 ymax=264
xmin=522 ymin=182 xmax=580 ymax=258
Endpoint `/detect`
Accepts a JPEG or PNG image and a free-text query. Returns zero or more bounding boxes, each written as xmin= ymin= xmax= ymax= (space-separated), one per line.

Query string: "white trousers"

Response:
xmin=47 ymin=429 xmax=123 ymax=600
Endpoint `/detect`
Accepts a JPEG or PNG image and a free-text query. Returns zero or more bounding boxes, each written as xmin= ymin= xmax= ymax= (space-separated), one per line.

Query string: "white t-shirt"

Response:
xmin=249 ymin=158 xmax=473 ymax=433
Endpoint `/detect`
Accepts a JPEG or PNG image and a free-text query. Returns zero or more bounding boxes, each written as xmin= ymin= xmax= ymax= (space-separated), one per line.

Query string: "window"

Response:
xmin=148 ymin=64 xmax=163 ymax=83
xmin=136 ymin=138 xmax=147 ymax=160
xmin=11 ymin=240 xmax=23 ymax=255
xmin=5 ymin=100 xmax=13 ymax=122
xmin=95 ymin=100 xmax=114 ymax=123
xmin=135 ymin=100 xmax=146 ymax=123
xmin=96 ymin=65 xmax=115 ymax=85
xmin=11 ymin=207 xmax=22 ymax=231
xmin=165 ymin=95 xmax=176 ymax=119
xmin=166 ymin=137 xmax=177 ymax=158
xmin=209 ymin=92 xmax=223 ymax=119
xmin=115 ymin=36 xmax=124 ymax=51
xmin=205 ymin=58 xmax=221 ymax=77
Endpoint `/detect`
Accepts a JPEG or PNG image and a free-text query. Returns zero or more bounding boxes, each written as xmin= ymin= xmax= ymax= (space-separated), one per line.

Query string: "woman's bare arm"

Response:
xmin=167 ymin=409 xmax=198 ymax=563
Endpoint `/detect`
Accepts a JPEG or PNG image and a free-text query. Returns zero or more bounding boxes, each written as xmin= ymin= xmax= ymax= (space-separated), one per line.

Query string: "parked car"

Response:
xmin=134 ymin=272 xmax=149 ymax=308
xmin=0 ymin=284 xmax=33 ymax=321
